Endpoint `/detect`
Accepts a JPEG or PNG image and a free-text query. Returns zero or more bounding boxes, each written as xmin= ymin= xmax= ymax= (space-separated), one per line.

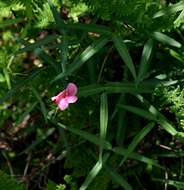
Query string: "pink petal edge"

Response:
xmin=58 ymin=99 xmax=69 ymax=110
xmin=66 ymin=83 xmax=78 ymax=96
xmin=66 ymin=96 xmax=78 ymax=103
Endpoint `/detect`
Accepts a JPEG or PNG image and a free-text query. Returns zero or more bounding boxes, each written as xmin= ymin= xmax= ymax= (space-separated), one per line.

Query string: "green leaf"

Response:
xmin=31 ymin=86 xmax=48 ymax=123
xmin=112 ymin=34 xmax=136 ymax=79
xmin=152 ymin=32 xmax=181 ymax=48
xmin=17 ymin=35 xmax=58 ymax=53
xmin=0 ymin=18 xmax=23 ymax=28
xmin=105 ymin=166 xmax=133 ymax=190
xmin=0 ymin=69 xmax=42 ymax=104
xmin=153 ymin=1 xmax=184 ymax=18
xmin=120 ymin=96 xmax=178 ymax=136
xmin=79 ymin=153 xmax=109 ymax=190
xmin=48 ymin=0 xmax=111 ymax=35
xmin=137 ymin=39 xmax=153 ymax=82
xmin=78 ymin=81 xmax=155 ymax=97
xmin=99 ymin=93 xmax=108 ymax=161
xmin=118 ymin=105 xmax=157 ymax=121
xmin=52 ymin=36 xmax=110 ymax=82
xmin=119 ymin=122 xmax=155 ymax=166
xmin=0 ymin=170 xmax=26 ymax=190
xmin=57 ymin=23 xmax=112 ymax=35
xmin=100 ymin=93 xmax=108 ymax=142
xmin=153 ymin=178 xmax=184 ymax=188
xmin=55 ymin=122 xmax=112 ymax=150
xmin=113 ymin=147 xmax=164 ymax=169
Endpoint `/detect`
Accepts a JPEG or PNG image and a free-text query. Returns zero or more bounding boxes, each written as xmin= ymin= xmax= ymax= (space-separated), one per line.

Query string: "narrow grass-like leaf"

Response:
xmin=156 ymin=152 xmax=184 ymax=158
xmin=55 ymin=122 xmax=112 ymax=150
xmin=60 ymin=31 xmax=68 ymax=72
xmin=105 ymin=166 xmax=132 ymax=190
xmin=119 ymin=122 xmax=155 ymax=166
xmin=153 ymin=1 xmax=184 ymax=18
xmin=120 ymin=104 xmax=178 ymax=136
xmin=136 ymin=95 xmax=178 ymax=136
xmin=52 ymin=36 xmax=109 ymax=82
xmin=78 ymin=81 xmax=157 ymax=97
xmin=31 ymin=86 xmax=47 ymax=122
xmin=99 ymin=93 xmax=108 ymax=161
xmin=0 ymin=18 xmax=23 ymax=28
xmin=79 ymin=153 xmax=109 ymax=190
xmin=49 ymin=1 xmax=111 ymax=34
xmin=159 ymin=118 xmax=177 ymax=136
xmin=174 ymin=9 xmax=184 ymax=26
xmin=100 ymin=93 xmax=108 ymax=142
xmin=48 ymin=0 xmax=65 ymax=27
xmin=118 ymin=105 xmax=157 ymax=121
xmin=137 ymin=39 xmax=153 ymax=82
xmin=56 ymin=23 xmax=112 ymax=34
xmin=0 ymin=69 xmax=42 ymax=104
xmin=17 ymin=35 xmax=58 ymax=53
xmin=153 ymin=178 xmax=184 ymax=188
xmin=3 ymin=68 xmax=11 ymax=89
xmin=113 ymin=147 xmax=164 ymax=169
xmin=152 ymin=32 xmax=181 ymax=48
xmin=112 ymin=34 xmax=136 ymax=79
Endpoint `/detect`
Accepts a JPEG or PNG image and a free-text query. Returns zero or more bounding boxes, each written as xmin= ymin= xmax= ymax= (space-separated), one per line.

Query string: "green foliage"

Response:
xmin=0 ymin=170 xmax=25 ymax=190
xmin=1 ymin=0 xmax=184 ymax=189
xmin=155 ymin=86 xmax=184 ymax=129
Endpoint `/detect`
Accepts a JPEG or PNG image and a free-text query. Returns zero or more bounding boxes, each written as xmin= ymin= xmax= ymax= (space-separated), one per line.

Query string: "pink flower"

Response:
xmin=51 ymin=83 xmax=78 ymax=110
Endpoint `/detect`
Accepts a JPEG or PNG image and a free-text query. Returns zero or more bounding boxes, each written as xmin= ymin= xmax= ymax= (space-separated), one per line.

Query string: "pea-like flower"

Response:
xmin=51 ymin=83 xmax=78 ymax=110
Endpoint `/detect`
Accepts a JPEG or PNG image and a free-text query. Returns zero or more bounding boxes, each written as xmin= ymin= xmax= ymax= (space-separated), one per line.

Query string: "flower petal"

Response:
xmin=58 ymin=98 xmax=69 ymax=110
xmin=66 ymin=96 xmax=78 ymax=103
xmin=52 ymin=90 xmax=66 ymax=103
xmin=66 ymin=83 xmax=78 ymax=96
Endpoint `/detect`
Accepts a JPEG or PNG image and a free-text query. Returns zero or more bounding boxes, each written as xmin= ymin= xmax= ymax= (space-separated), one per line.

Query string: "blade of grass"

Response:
xmin=119 ymin=122 xmax=155 ymax=166
xmin=52 ymin=36 xmax=110 ymax=82
xmin=174 ymin=9 xmax=184 ymax=26
xmin=113 ymin=147 xmax=164 ymax=169
xmin=17 ymin=35 xmax=58 ymax=53
xmin=105 ymin=166 xmax=133 ymax=190
xmin=3 ymin=68 xmax=11 ymax=89
xmin=118 ymin=105 xmax=158 ymax=121
xmin=152 ymin=32 xmax=181 ymax=48
xmin=119 ymin=104 xmax=178 ymax=136
xmin=60 ymin=31 xmax=68 ymax=73
xmin=0 ymin=69 xmax=42 ymax=104
xmin=56 ymin=22 xmax=112 ymax=35
xmin=153 ymin=1 xmax=184 ymax=18
xmin=112 ymin=34 xmax=136 ymax=80
xmin=78 ymin=81 xmax=157 ymax=97
xmin=31 ymin=86 xmax=47 ymax=123
xmin=99 ymin=93 xmax=108 ymax=161
xmin=152 ymin=178 xmax=184 ymax=188
xmin=137 ymin=39 xmax=154 ymax=82
xmin=48 ymin=0 xmax=111 ymax=34
xmin=136 ymin=95 xmax=178 ymax=136
xmin=79 ymin=153 xmax=109 ymax=190
xmin=54 ymin=122 xmax=112 ymax=150
xmin=0 ymin=18 xmax=23 ymax=28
